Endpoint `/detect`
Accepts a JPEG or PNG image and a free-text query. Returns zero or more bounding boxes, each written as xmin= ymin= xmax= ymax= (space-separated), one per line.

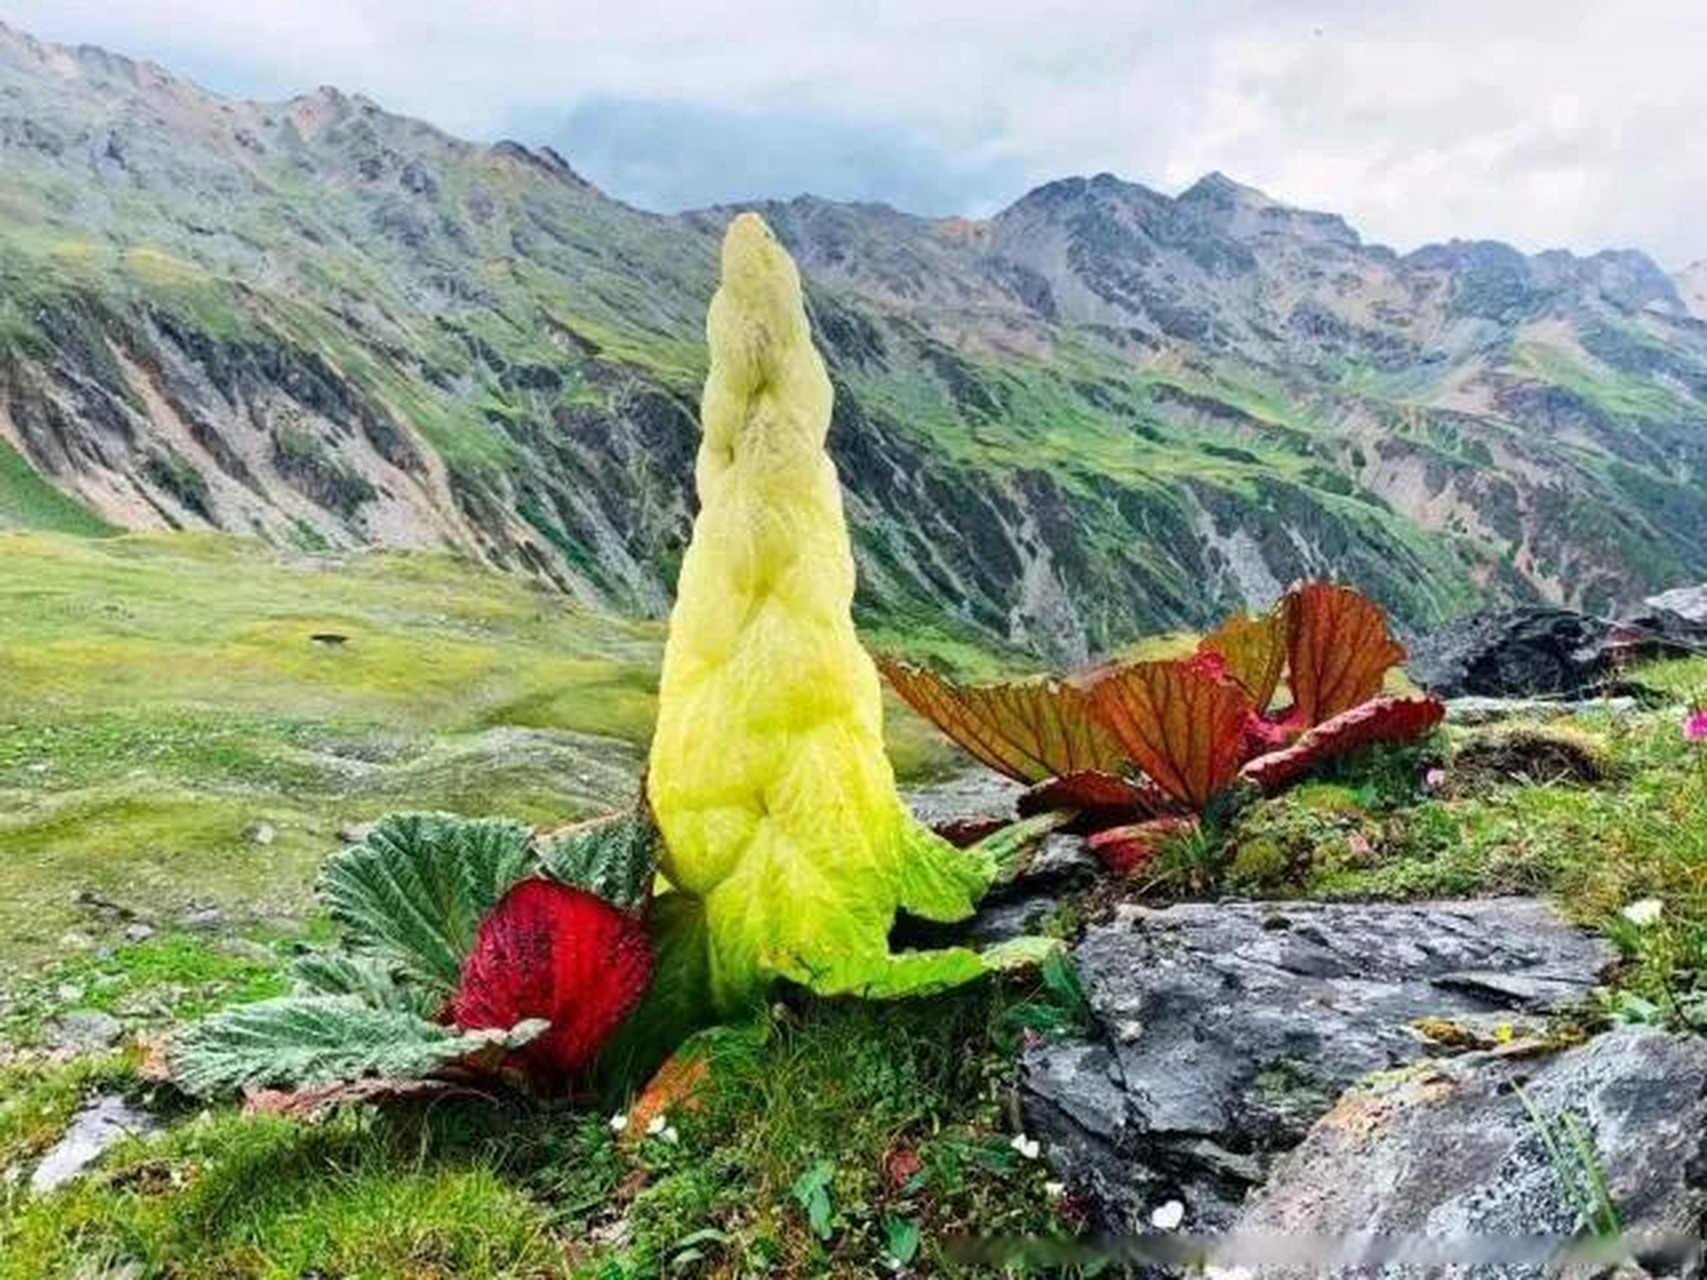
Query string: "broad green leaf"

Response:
xmin=171 ymin=995 xmax=543 ymax=1098
xmin=289 ymin=950 xmax=439 ymax=1017
xmin=317 ymin=812 xmax=535 ymax=992
xmin=540 ymin=808 xmax=661 ymax=912
xmin=1283 ymin=582 xmax=1407 ymax=725
xmin=879 ymin=658 xmax=1124 ymax=784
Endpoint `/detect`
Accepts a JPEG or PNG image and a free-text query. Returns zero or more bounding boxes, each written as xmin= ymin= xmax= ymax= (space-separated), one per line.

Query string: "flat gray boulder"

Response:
xmin=1224 ymin=1026 xmax=1707 ymax=1278
xmin=1022 ymin=898 xmax=1613 ymax=1232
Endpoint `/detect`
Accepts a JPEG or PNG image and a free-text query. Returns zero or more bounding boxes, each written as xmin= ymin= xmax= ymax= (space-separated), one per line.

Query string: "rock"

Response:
xmin=176 ymin=906 xmax=226 ymax=931
xmin=1410 ymin=609 xmax=1639 ymax=699
xmin=1640 ymin=583 xmax=1707 ymax=627
xmin=50 ymin=1009 xmax=125 ymax=1054
xmin=247 ymin=821 xmax=276 ymax=846
xmin=900 ymin=772 xmax=1097 ymax=945
xmin=1413 ymin=602 xmax=1707 ymax=701
xmin=1021 ymin=898 xmax=1613 ymax=1232
xmin=1223 ymin=1027 xmax=1707 ymax=1278
xmin=122 ymin=923 xmax=155 ymax=943
xmin=903 ymin=770 xmax=1025 ymax=830
xmin=29 ymin=1093 xmax=157 ymax=1194
xmin=336 ymin=821 xmax=376 ymax=845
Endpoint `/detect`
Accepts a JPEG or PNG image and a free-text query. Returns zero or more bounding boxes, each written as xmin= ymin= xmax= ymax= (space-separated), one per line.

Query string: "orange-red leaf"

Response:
xmin=1283 ymin=583 xmax=1408 ymax=725
xmin=880 ymin=658 xmax=1124 ymax=784
xmin=1199 ymin=608 xmax=1288 ymax=712
xmin=1016 ymin=770 xmax=1178 ymax=832
xmin=1083 ymin=660 xmax=1254 ymax=810
xmin=1086 ymin=816 xmax=1199 ymax=876
xmin=623 ymin=1048 xmax=710 ymax=1145
xmin=1239 ymin=695 xmax=1445 ymax=793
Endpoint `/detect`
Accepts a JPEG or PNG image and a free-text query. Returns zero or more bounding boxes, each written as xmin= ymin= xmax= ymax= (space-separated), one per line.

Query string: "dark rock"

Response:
xmin=1021 ymin=898 xmax=1612 ymax=1232
xmin=1224 ymin=1027 xmax=1707 ymax=1278
xmin=1409 ymin=607 xmax=1692 ymax=699
xmin=902 ymin=772 xmax=1096 ymax=945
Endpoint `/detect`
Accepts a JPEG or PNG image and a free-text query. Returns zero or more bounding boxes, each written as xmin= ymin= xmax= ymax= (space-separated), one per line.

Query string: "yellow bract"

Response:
xmin=647 ymin=215 xmax=1048 ymax=1014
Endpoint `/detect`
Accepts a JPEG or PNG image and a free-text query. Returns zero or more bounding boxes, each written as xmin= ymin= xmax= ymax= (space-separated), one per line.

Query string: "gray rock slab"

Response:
xmin=1224 ymin=1026 xmax=1707 ymax=1279
xmin=30 ymin=1094 xmax=157 ymax=1194
xmin=1022 ymin=898 xmax=1614 ymax=1232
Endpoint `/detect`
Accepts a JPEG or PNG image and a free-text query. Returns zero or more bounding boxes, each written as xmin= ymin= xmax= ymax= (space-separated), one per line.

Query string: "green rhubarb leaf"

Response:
xmin=171 ymin=995 xmax=543 ymax=1098
xmin=317 ymin=812 xmax=535 ymax=993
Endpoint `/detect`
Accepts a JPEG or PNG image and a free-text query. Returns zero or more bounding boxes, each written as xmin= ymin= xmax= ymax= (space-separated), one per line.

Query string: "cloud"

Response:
xmin=3 ymin=0 xmax=1702 ymax=263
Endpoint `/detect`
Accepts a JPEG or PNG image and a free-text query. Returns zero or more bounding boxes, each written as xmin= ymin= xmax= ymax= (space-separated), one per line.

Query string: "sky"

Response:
xmin=5 ymin=1 xmax=1704 ymax=267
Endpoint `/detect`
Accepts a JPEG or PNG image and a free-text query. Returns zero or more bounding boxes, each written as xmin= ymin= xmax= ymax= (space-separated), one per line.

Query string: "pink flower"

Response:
xmin=1686 ymin=709 xmax=1707 ymax=743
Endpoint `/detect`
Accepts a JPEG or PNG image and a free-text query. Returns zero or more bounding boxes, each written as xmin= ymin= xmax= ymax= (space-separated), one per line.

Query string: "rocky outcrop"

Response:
xmin=1226 ymin=1028 xmax=1707 ymax=1279
xmin=1021 ymin=899 xmax=1614 ymax=1232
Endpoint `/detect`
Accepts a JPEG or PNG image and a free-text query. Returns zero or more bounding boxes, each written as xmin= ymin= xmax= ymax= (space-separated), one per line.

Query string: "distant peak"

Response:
xmin=1180 ymin=171 xmax=1272 ymax=205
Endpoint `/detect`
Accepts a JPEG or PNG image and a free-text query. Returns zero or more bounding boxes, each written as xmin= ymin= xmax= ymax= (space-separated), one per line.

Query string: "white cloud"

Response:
xmin=3 ymin=0 xmax=1702 ymax=263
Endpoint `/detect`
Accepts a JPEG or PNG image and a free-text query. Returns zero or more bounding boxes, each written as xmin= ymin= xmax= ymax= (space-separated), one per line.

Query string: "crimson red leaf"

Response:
xmin=1283 ymin=583 xmax=1408 ymax=725
xmin=1084 ymin=660 xmax=1254 ymax=811
xmin=880 ymin=657 xmax=1123 ymax=784
xmin=1239 ymin=694 xmax=1446 ymax=794
xmin=1198 ymin=609 xmax=1289 ymax=712
xmin=1086 ymin=816 xmax=1199 ymax=876
xmin=1017 ymin=770 xmax=1177 ymax=829
xmin=451 ymin=879 xmax=652 ymax=1084
xmin=933 ymin=816 xmax=1009 ymax=848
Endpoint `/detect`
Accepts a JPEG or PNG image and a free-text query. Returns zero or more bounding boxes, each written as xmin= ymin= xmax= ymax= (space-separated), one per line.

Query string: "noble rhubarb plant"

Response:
xmin=883 ymin=583 xmax=1445 ymax=874
xmin=645 ymin=213 xmax=1056 ymax=1017
xmin=172 ymin=810 xmax=658 ymax=1102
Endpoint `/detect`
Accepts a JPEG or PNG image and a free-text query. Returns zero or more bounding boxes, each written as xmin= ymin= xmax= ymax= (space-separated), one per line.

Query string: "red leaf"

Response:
xmin=451 ymin=879 xmax=652 ymax=1084
xmin=884 ymin=1146 xmax=925 ymax=1191
xmin=1086 ymin=816 xmax=1199 ymax=876
xmin=1239 ymin=695 xmax=1446 ymax=793
xmin=1017 ymin=769 xmax=1177 ymax=830
xmin=1199 ymin=609 xmax=1289 ymax=712
xmin=1283 ymin=583 xmax=1408 ymax=725
xmin=933 ymin=816 xmax=1009 ymax=848
xmin=880 ymin=657 xmax=1123 ymax=784
xmin=1084 ymin=660 xmax=1254 ymax=811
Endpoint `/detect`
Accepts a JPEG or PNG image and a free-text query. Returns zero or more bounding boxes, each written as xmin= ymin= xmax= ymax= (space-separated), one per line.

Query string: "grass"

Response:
xmin=0 ymin=983 xmax=1080 ymax=1278
xmin=0 ymin=531 xmax=962 ymax=969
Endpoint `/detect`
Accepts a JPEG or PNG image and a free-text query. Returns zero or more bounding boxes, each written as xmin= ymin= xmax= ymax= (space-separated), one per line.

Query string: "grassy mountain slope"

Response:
xmin=2 ymin=24 xmax=1706 ymax=663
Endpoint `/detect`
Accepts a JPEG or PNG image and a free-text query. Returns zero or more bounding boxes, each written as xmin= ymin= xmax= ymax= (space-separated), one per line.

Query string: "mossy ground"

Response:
xmin=4 ymin=532 xmax=1706 ymax=1276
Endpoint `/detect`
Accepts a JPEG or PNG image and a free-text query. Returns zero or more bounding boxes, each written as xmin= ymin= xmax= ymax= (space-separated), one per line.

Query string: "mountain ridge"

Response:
xmin=3 ymin=19 xmax=1706 ymax=662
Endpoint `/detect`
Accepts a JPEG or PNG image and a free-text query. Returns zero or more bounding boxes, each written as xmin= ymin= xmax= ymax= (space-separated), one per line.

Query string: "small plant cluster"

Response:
xmin=172 ymin=810 xmax=659 ymax=1102
xmin=883 ymin=582 xmax=1445 ymax=874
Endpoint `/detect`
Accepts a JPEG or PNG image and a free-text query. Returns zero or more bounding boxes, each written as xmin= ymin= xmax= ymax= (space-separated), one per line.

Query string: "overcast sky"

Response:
xmin=6 ymin=1 xmax=1704 ymax=266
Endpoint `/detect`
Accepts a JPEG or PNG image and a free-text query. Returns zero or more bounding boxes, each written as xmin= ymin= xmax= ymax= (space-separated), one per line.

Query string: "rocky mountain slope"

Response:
xmin=4 ymin=21 xmax=1707 ymax=661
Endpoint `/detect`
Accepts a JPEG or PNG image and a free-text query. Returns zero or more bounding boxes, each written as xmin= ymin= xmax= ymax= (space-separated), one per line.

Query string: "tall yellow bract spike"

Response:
xmin=647 ymin=214 xmax=1054 ymax=1014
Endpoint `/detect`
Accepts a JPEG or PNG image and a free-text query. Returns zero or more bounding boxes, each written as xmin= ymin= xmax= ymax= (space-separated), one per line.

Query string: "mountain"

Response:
xmin=3 ymin=22 xmax=1706 ymax=663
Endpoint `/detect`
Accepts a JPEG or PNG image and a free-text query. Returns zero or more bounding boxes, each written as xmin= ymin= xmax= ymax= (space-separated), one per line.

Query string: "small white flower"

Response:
xmin=646 ymin=1113 xmax=670 ymax=1137
xmin=607 ymin=1113 xmax=628 ymax=1133
xmin=1043 ymin=1180 xmax=1066 ymax=1198
xmin=1009 ymin=1134 xmax=1041 ymax=1161
xmin=1150 ymin=1199 xmax=1186 ymax=1231
xmin=1622 ymin=898 xmax=1664 ymax=927
xmin=659 ymin=1124 xmax=680 ymax=1145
